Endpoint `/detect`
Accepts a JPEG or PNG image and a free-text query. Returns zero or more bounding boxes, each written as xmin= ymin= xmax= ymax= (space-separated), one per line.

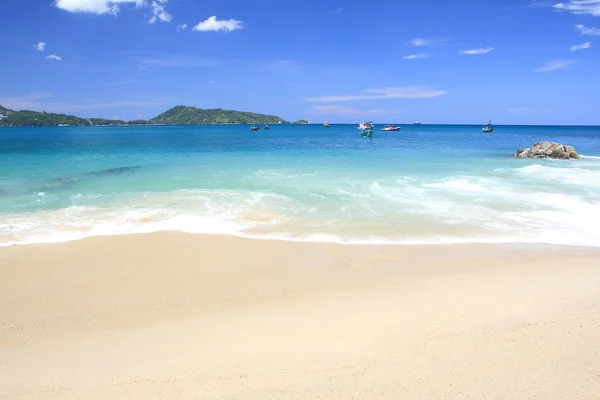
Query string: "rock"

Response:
xmin=513 ymin=141 xmax=580 ymax=160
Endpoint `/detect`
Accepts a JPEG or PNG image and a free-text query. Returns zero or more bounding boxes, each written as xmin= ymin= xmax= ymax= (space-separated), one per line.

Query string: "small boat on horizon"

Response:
xmin=358 ymin=121 xmax=374 ymax=138
xmin=482 ymin=120 xmax=494 ymax=133
xmin=381 ymin=124 xmax=401 ymax=132
xmin=250 ymin=124 xmax=260 ymax=131
xmin=324 ymin=121 xmax=330 ymax=128
xmin=414 ymin=120 xmax=421 ymax=125
xmin=264 ymin=124 xmax=270 ymax=130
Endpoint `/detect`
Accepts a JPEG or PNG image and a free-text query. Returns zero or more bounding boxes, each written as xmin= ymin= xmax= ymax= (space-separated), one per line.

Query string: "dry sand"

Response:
xmin=1 ymin=232 xmax=599 ymax=399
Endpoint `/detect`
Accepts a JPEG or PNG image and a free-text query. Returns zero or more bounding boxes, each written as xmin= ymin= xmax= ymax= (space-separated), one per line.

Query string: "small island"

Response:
xmin=293 ymin=119 xmax=309 ymax=124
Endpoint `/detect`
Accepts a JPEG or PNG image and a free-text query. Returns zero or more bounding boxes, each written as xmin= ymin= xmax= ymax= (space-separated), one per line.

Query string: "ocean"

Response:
xmin=1 ymin=124 xmax=599 ymax=247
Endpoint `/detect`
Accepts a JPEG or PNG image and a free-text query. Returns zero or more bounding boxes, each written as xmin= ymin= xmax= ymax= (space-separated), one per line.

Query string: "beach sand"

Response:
xmin=1 ymin=233 xmax=599 ymax=399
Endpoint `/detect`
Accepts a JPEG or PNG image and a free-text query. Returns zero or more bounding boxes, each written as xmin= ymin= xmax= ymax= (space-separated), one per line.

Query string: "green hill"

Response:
xmin=0 ymin=106 xmax=125 ymax=127
xmin=149 ymin=106 xmax=287 ymax=125
xmin=0 ymin=104 xmax=288 ymax=127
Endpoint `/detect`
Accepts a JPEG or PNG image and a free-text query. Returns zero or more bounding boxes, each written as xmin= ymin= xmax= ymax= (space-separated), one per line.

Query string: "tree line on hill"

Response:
xmin=0 ymin=104 xmax=297 ymax=127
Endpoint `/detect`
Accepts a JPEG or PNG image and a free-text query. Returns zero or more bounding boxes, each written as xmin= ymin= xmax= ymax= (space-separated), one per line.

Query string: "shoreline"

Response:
xmin=2 ymin=232 xmax=600 ymax=399
xmin=3 ymin=227 xmax=600 ymax=249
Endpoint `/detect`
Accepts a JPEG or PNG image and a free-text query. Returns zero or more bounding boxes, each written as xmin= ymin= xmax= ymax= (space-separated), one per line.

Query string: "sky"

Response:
xmin=0 ymin=0 xmax=599 ymax=124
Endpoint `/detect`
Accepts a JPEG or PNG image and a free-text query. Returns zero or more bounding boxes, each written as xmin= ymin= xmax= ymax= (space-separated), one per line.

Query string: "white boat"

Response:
xmin=381 ymin=124 xmax=401 ymax=132
xmin=414 ymin=120 xmax=421 ymax=125
xmin=358 ymin=121 xmax=374 ymax=130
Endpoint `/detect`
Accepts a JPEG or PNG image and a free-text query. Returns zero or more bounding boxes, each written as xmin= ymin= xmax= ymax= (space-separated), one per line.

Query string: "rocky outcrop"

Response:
xmin=514 ymin=142 xmax=580 ymax=160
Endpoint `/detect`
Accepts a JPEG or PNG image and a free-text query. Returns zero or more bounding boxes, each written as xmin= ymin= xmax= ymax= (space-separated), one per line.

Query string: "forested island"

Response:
xmin=0 ymin=105 xmax=289 ymax=127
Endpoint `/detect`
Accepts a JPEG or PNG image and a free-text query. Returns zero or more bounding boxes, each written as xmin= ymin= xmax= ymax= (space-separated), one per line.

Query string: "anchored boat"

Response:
xmin=250 ymin=124 xmax=260 ymax=131
xmin=482 ymin=121 xmax=494 ymax=133
xmin=381 ymin=124 xmax=401 ymax=132
xmin=358 ymin=121 xmax=374 ymax=138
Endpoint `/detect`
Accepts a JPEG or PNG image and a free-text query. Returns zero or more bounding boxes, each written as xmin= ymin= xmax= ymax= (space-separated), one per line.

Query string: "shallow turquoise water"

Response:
xmin=1 ymin=124 xmax=600 ymax=246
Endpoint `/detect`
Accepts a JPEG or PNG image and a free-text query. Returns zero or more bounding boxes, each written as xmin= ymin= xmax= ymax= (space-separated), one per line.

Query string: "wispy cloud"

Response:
xmin=105 ymin=79 xmax=143 ymax=85
xmin=535 ymin=59 xmax=574 ymax=72
xmin=506 ymin=108 xmax=532 ymax=113
xmin=149 ymin=0 xmax=171 ymax=23
xmin=402 ymin=53 xmax=431 ymax=60
xmin=570 ymin=42 xmax=592 ymax=51
xmin=409 ymin=38 xmax=448 ymax=47
xmin=305 ymin=87 xmax=447 ymax=103
xmin=45 ymin=55 xmax=62 ymax=61
xmin=332 ymin=7 xmax=343 ymax=14
xmin=35 ymin=42 xmax=46 ymax=52
xmin=576 ymin=24 xmax=600 ymax=36
xmin=0 ymin=93 xmax=170 ymax=113
xmin=176 ymin=23 xmax=187 ymax=31
xmin=193 ymin=16 xmax=243 ymax=32
xmin=264 ymin=60 xmax=300 ymax=70
xmin=460 ymin=47 xmax=494 ymax=55
xmin=54 ymin=0 xmax=172 ymax=23
xmin=553 ymin=0 xmax=600 ymax=16
xmin=0 ymin=93 xmax=52 ymax=110
xmin=139 ymin=56 xmax=222 ymax=67
xmin=309 ymin=105 xmax=392 ymax=116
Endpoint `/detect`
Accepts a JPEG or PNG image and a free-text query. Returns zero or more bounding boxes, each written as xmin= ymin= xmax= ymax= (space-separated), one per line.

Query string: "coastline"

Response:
xmin=2 ymin=232 xmax=600 ymax=399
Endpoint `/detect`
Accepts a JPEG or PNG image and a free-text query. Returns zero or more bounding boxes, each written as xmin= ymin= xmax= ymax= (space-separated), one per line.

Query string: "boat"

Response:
xmin=358 ymin=121 xmax=374 ymax=131
xmin=381 ymin=124 xmax=401 ymax=132
xmin=250 ymin=124 xmax=260 ymax=131
xmin=264 ymin=124 xmax=270 ymax=130
xmin=414 ymin=120 xmax=421 ymax=125
xmin=324 ymin=121 xmax=330 ymax=128
xmin=482 ymin=120 xmax=494 ymax=133
xmin=358 ymin=121 xmax=374 ymax=137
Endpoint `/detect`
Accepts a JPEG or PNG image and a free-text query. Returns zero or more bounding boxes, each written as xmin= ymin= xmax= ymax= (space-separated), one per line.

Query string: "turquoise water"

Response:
xmin=1 ymin=124 xmax=600 ymax=246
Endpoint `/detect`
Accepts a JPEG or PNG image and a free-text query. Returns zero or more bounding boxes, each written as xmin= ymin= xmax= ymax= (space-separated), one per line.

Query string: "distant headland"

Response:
xmin=0 ymin=104 xmax=295 ymax=127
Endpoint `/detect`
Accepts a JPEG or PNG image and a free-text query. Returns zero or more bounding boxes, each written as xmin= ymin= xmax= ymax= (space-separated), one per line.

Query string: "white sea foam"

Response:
xmin=2 ymin=165 xmax=600 ymax=247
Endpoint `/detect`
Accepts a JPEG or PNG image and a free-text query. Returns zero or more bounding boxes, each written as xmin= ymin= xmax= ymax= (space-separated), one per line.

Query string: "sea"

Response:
xmin=1 ymin=124 xmax=600 ymax=247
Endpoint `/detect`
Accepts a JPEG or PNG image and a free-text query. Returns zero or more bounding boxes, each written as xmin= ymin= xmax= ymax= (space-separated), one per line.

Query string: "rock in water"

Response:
xmin=514 ymin=141 xmax=580 ymax=160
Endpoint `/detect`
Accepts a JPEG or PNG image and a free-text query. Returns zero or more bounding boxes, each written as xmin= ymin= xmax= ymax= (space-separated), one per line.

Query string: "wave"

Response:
xmin=2 ymin=178 xmax=600 ymax=247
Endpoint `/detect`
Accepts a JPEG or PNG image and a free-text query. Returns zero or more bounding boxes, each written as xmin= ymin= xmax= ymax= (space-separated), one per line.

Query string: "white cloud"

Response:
xmin=402 ymin=53 xmax=431 ymax=60
xmin=35 ymin=42 xmax=46 ymax=51
xmin=410 ymin=38 xmax=430 ymax=46
xmin=554 ymin=0 xmax=600 ymax=16
xmin=45 ymin=55 xmax=62 ymax=61
xmin=506 ymin=108 xmax=532 ymax=113
xmin=148 ymin=0 xmax=171 ymax=23
xmin=570 ymin=41 xmax=592 ymax=51
xmin=304 ymin=87 xmax=447 ymax=103
xmin=309 ymin=105 xmax=391 ymax=116
xmin=176 ymin=23 xmax=187 ymax=31
xmin=54 ymin=0 xmax=143 ymax=15
xmin=460 ymin=47 xmax=494 ymax=55
xmin=54 ymin=0 xmax=171 ymax=22
xmin=535 ymin=59 xmax=574 ymax=72
xmin=576 ymin=24 xmax=600 ymax=35
xmin=193 ymin=16 xmax=243 ymax=32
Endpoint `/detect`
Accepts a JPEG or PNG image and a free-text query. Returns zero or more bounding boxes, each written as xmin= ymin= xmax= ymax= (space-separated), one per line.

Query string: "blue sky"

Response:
xmin=0 ymin=0 xmax=599 ymax=124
